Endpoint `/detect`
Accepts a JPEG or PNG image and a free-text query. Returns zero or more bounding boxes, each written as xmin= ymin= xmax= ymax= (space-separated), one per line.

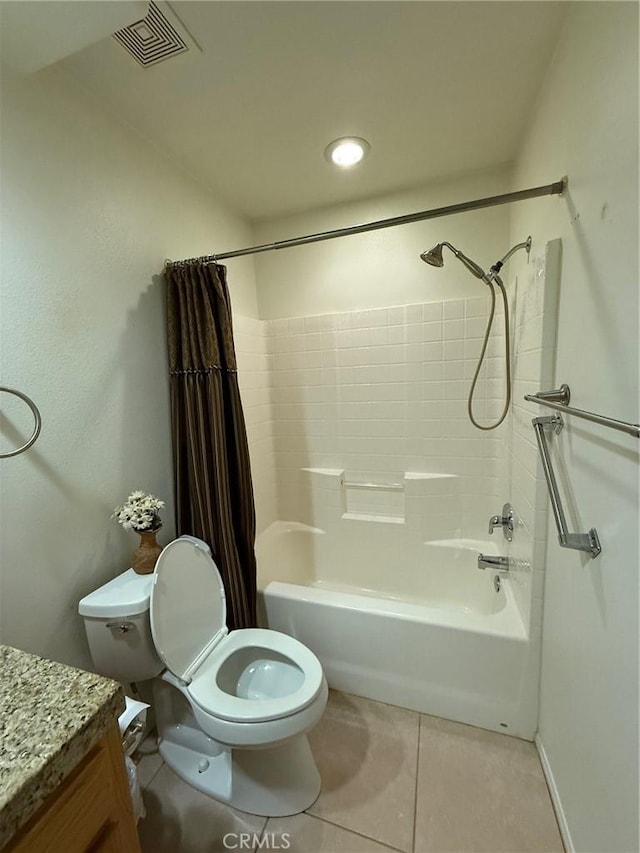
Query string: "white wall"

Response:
xmin=253 ymin=169 xmax=511 ymax=319
xmin=508 ymin=4 xmax=639 ymax=851
xmin=0 ymin=65 xmax=258 ymax=670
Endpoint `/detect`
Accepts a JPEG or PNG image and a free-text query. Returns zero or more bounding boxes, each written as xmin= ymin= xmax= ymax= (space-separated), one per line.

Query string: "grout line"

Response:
xmin=302 ymin=812 xmax=406 ymax=852
xmin=411 ymin=715 xmax=422 ymax=853
xmin=253 ymin=816 xmax=270 ymax=852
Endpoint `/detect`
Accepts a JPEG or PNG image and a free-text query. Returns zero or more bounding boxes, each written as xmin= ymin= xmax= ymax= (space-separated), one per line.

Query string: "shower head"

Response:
xmin=419 ymin=235 xmax=531 ymax=433
xmin=420 ymin=244 xmax=444 ymax=267
xmin=420 ymin=241 xmax=486 ymax=280
xmin=420 ymin=236 xmax=532 ymax=283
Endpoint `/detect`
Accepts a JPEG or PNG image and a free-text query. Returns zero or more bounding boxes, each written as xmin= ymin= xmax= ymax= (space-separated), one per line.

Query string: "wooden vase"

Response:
xmin=132 ymin=529 xmax=162 ymax=575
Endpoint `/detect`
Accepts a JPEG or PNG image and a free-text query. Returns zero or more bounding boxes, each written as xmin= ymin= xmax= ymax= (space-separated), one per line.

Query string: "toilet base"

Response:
xmin=159 ymin=730 xmax=321 ymax=816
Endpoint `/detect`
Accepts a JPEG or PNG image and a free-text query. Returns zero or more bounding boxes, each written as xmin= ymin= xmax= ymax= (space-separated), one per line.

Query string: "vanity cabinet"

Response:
xmin=0 ymin=645 xmax=141 ymax=853
xmin=6 ymin=723 xmax=140 ymax=853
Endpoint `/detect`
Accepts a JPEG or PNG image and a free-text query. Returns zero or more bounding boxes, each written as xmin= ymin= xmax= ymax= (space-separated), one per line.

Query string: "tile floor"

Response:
xmin=136 ymin=690 xmax=564 ymax=853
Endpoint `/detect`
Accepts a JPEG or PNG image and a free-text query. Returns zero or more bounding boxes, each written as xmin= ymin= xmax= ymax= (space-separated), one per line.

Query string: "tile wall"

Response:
xmin=265 ymin=298 xmax=507 ymax=537
xmin=234 ymin=314 xmax=277 ymax=534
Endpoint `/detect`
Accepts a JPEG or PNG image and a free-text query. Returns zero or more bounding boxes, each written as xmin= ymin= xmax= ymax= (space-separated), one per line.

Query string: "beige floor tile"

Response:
xmin=415 ymin=715 xmax=564 ymax=853
xmin=265 ymin=813 xmax=399 ymax=852
xmin=138 ymin=765 xmax=267 ymax=853
xmin=307 ymin=690 xmax=419 ymax=852
xmin=136 ymin=752 xmax=164 ymax=788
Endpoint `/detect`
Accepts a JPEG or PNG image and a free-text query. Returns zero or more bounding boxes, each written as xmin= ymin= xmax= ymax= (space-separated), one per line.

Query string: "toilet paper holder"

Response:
xmin=119 ymin=696 xmax=150 ymax=756
xmin=122 ymin=717 xmax=146 ymax=755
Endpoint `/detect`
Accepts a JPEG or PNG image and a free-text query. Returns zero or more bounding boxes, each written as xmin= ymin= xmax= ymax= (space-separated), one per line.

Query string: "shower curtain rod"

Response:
xmin=168 ymin=179 xmax=566 ymax=265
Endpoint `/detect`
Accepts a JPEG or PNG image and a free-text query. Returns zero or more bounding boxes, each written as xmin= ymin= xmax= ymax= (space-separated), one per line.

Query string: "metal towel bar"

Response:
xmin=524 ymin=385 xmax=640 ymax=438
xmin=532 ymin=414 xmax=601 ymax=558
xmin=0 ymin=386 xmax=42 ymax=458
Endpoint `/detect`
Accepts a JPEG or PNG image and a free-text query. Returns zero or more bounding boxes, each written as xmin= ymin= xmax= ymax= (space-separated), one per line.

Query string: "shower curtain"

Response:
xmin=165 ymin=261 xmax=257 ymax=630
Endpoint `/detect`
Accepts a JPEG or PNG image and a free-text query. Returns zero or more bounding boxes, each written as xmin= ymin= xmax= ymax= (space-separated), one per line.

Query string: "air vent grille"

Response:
xmin=113 ymin=2 xmax=189 ymax=67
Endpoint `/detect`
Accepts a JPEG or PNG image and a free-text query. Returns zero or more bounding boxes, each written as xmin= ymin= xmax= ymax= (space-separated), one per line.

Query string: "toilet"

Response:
xmin=79 ymin=535 xmax=328 ymax=817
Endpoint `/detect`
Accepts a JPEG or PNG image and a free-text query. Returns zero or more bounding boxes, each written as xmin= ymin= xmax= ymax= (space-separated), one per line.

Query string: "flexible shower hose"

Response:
xmin=466 ymin=277 xmax=511 ymax=431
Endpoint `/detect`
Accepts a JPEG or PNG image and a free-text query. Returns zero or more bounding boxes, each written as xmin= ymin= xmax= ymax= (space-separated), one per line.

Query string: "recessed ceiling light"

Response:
xmin=325 ymin=137 xmax=370 ymax=168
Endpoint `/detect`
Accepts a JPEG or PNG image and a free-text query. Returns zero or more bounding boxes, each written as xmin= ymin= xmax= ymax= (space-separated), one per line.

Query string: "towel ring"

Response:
xmin=0 ymin=386 xmax=42 ymax=458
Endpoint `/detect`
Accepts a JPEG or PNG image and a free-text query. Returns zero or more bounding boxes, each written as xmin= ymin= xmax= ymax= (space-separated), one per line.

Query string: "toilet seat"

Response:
xmin=151 ymin=537 xmax=229 ymax=683
xmin=150 ymin=537 xmax=323 ymax=725
xmin=187 ymin=628 xmax=324 ymax=723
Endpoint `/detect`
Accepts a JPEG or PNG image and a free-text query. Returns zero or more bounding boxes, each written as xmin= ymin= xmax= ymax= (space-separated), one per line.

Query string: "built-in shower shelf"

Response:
xmin=298 ymin=467 xmax=462 ymax=524
xmin=301 ymin=467 xmax=345 ymax=477
xmin=342 ymin=512 xmax=405 ymax=525
xmin=342 ymin=476 xmax=405 ymax=522
xmin=404 ymin=472 xmax=458 ymax=480
xmin=343 ymin=480 xmax=403 ymax=492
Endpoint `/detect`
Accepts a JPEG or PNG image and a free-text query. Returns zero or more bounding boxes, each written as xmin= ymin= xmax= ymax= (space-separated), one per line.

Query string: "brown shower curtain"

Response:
xmin=165 ymin=261 xmax=257 ymax=630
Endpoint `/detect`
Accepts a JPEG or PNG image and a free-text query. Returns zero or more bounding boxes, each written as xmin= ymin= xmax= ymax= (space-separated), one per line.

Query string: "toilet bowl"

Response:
xmin=79 ymin=535 xmax=328 ymax=816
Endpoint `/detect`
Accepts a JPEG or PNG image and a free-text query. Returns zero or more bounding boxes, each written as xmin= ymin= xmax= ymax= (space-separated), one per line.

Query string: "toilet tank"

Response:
xmin=79 ymin=568 xmax=164 ymax=683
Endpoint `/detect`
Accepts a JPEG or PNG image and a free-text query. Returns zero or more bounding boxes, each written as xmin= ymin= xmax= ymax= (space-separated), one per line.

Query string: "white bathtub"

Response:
xmin=257 ymin=521 xmax=537 ymax=738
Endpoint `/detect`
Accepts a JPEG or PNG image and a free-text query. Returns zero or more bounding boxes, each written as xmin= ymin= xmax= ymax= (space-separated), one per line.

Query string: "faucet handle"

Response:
xmin=488 ymin=503 xmax=515 ymax=541
xmin=488 ymin=515 xmax=502 ymax=534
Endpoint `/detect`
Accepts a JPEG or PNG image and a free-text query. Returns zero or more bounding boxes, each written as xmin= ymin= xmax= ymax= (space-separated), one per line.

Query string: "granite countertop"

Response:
xmin=0 ymin=644 xmax=124 ymax=848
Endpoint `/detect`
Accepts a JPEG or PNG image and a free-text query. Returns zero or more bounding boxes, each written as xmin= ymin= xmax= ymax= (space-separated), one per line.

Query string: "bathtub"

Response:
xmin=256 ymin=521 xmax=537 ymax=738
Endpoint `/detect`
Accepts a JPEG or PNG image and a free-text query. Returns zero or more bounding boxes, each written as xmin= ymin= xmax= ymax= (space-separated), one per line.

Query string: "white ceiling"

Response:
xmin=0 ymin=1 xmax=146 ymax=73
xmin=59 ymin=1 xmax=568 ymax=221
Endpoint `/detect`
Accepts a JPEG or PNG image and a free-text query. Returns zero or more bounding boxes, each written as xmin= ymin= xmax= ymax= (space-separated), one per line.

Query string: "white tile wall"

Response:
xmin=266 ymin=298 xmax=508 ymax=543
xmin=234 ymin=314 xmax=277 ymax=534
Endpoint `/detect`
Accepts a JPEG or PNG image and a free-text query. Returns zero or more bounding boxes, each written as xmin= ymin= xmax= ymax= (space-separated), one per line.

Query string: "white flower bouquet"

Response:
xmin=112 ymin=490 xmax=165 ymax=533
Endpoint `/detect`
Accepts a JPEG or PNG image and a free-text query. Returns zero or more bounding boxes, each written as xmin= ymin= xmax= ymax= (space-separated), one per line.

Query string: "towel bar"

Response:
xmin=525 ymin=385 xmax=640 ymax=438
xmin=0 ymin=386 xmax=42 ymax=459
xmin=532 ymin=414 xmax=601 ymax=558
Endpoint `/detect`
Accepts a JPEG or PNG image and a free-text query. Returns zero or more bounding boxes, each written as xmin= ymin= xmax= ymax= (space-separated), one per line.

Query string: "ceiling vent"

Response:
xmin=113 ymin=2 xmax=197 ymax=67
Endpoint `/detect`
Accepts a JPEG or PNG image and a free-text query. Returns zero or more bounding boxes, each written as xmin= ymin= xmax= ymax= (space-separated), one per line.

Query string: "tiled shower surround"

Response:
xmin=266 ymin=297 xmax=507 ymax=537
xmin=234 ymin=314 xmax=278 ymax=534
xmin=235 ymin=248 xmax=557 ymax=637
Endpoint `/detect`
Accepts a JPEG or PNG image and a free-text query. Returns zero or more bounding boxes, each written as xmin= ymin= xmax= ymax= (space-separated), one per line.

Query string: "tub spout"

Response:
xmin=477 ymin=554 xmax=509 ymax=571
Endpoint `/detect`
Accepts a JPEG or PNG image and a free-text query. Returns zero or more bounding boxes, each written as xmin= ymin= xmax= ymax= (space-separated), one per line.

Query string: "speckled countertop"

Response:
xmin=0 ymin=645 xmax=124 ymax=848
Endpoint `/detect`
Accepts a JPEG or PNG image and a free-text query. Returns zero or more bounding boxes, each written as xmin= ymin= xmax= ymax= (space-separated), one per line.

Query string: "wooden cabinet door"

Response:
xmin=9 ymin=724 xmax=140 ymax=853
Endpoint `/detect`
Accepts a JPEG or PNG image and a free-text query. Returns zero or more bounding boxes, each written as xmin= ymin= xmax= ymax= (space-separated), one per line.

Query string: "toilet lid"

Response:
xmin=150 ymin=537 xmax=227 ymax=682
